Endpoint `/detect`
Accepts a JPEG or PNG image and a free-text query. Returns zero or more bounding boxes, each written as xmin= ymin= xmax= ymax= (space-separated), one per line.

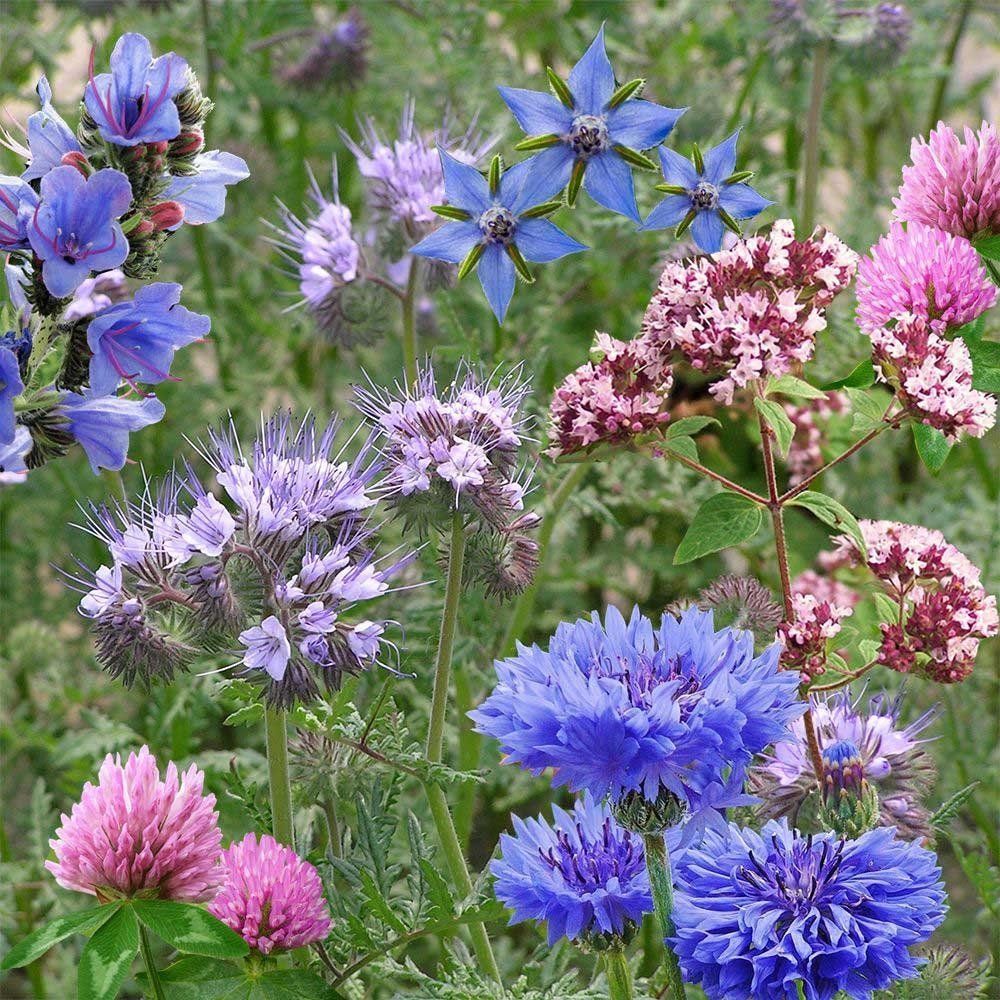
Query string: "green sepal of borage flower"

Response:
xmin=546 ymin=66 xmax=575 ymax=108
xmin=431 ymin=204 xmax=472 ymax=222
xmin=506 ymin=243 xmax=534 ymax=284
xmin=613 ymin=145 xmax=658 ymax=170
xmin=567 ymin=159 xmax=587 ymax=206
xmin=718 ymin=206 xmax=744 ymax=236
xmin=607 ymin=78 xmax=646 ymax=109
xmin=487 ymin=154 xmax=503 ymax=196
xmin=675 ymin=209 xmax=697 ymax=239
xmin=520 ymin=199 xmax=564 ymax=219
xmin=458 ymin=242 xmax=486 ymax=281
xmin=513 ymin=133 xmax=562 ymax=152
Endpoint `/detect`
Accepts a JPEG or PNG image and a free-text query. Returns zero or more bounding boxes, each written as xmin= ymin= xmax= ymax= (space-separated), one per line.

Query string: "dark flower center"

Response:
xmin=569 ymin=114 xmax=610 ymax=158
xmin=692 ymin=181 xmax=720 ymax=210
xmin=539 ymin=818 xmax=643 ymax=893
xmin=479 ymin=206 xmax=517 ymax=245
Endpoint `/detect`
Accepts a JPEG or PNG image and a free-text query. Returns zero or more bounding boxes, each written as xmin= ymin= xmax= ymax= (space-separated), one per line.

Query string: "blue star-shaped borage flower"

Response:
xmin=498 ymin=26 xmax=685 ymax=222
xmin=410 ymin=150 xmax=586 ymax=323
xmin=641 ymin=130 xmax=772 ymax=253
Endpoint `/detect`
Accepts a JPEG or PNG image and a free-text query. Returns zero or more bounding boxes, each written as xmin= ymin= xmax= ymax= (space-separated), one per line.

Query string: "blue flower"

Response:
xmin=0 ymin=347 xmax=25 ymax=445
xmin=670 ymin=819 xmax=947 ymax=1000
xmin=491 ymin=792 xmax=652 ymax=945
xmin=0 ymin=174 xmax=38 ymax=252
xmin=27 ymin=166 xmax=131 ymax=298
xmin=22 ymin=76 xmax=82 ymax=182
xmin=410 ymin=150 xmax=586 ymax=322
xmin=471 ymin=606 xmax=803 ymax=823
xmin=86 ymin=283 xmax=210 ymax=396
xmin=85 ymin=33 xmax=189 ymax=147
xmin=0 ymin=425 xmax=31 ymax=476
xmin=162 ymin=151 xmax=250 ymax=226
xmin=498 ymin=26 xmax=685 ymax=222
xmin=642 ymin=130 xmax=772 ymax=252
xmin=58 ymin=391 xmax=165 ymax=473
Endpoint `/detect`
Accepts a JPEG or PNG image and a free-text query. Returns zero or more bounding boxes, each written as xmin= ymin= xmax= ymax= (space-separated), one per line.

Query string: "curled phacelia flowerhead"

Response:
xmin=491 ymin=792 xmax=652 ymax=947
xmin=641 ymin=220 xmax=857 ymax=403
xmin=209 ymin=833 xmax=331 ymax=954
xmin=47 ymin=746 xmax=223 ymax=902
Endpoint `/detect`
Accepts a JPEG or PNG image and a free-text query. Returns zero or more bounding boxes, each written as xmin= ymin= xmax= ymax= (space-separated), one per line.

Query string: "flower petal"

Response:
xmin=477 ymin=243 xmax=516 ymax=323
xmin=497 ymin=86 xmax=572 ymax=136
xmin=583 ymin=151 xmax=639 ymax=222
xmin=719 ymin=183 xmax=773 ymax=220
xmin=657 ymin=145 xmax=699 ymax=189
xmin=516 ymin=218 xmax=587 ymax=263
xmin=568 ymin=25 xmax=615 ymax=113
xmin=606 ymin=100 xmax=686 ymax=150
xmin=410 ymin=220 xmax=481 ymax=263
xmin=640 ymin=194 xmax=692 ymax=231
xmin=691 ymin=210 xmax=725 ymax=253
xmin=163 ymin=151 xmax=250 ymax=226
xmin=438 ymin=148 xmax=490 ymax=213
xmin=504 ymin=145 xmax=575 ymax=215
xmin=703 ymin=129 xmax=741 ymax=185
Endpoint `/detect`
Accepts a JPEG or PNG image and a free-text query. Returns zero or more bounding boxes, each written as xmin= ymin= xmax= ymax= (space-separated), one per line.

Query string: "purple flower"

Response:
xmin=86 ymin=282 xmax=210 ymax=395
xmin=27 ymin=166 xmax=131 ymax=298
xmin=63 ymin=268 xmax=129 ymax=323
xmin=0 ymin=425 xmax=31 ymax=476
xmin=410 ymin=150 xmax=586 ymax=322
xmin=0 ymin=175 xmax=37 ymax=252
xmin=162 ymin=150 xmax=250 ymax=226
xmin=238 ymin=615 xmax=292 ymax=681
xmin=642 ymin=130 xmax=772 ymax=252
xmin=85 ymin=33 xmax=189 ymax=147
xmin=22 ymin=76 xmax=82 ymax=182
xmin=0 ymin=347 xmax=24 ymax=444
xmin=491 ymin=792 xmax=652 ymax=945
xmin=499 ymin=26 xmax=685 ymax=222
xmin=57 ymin=391 xmax=165 ymax=473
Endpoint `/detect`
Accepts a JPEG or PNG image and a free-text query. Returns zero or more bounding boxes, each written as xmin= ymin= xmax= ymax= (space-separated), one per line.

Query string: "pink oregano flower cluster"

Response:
xmin=47 ymin=746 xmax=224 ymax=902
xmin=641 ymin=219 xmax=858 ymax=403
xmin=779 ymin=574 xmax=857 ymax=680
xmin=209 ymin=833 xmax=332 ymax=954
xmin=548 ymin=333 xmax=673 ymax=456
xmin=821 ymin=520 xmax=999 ymax=683
xmin=783 ymin=391 xmax=850 ymax=484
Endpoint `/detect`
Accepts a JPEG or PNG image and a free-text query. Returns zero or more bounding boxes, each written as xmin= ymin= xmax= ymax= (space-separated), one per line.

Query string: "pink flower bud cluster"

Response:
xmin=548 ymin=333 xmax=673 ymax=456
xmin=823 ymin=520 xmax=998 ymax=683
xmin=641 ymin=220 xmax=858 ymax=403
xmin=893 ymin=122 xmax=1000 ymax=240
xmin=779 ymin=590 xmax=854 ymax=680
xmin=871 ymin=313 xmax=996 ymax=440
xmin=783 ymin=391 xmax=850 ymax=484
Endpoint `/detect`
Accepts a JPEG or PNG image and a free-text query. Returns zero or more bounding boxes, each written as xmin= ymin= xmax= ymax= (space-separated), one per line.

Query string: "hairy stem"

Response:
xmin=801 ymin=41 xmax=830 ymax=232
xmin=139 ymin=924 xmax=166 ymax=1000
xmin=667 ymin=447 xmax=768 ymax=506
xmin=402 ymin=258 xmax=421 ymax=388
xmin=264 ymin=707 xmax=295 ymax=848
xmin=322 ymin=794 xmax=342 ymax=859
xmin=453 ymin=668 xmax=479 ymax=848
xmin=642 ymin=833 xmax=685 ymax=1000
xmin=604 ymin=948 xmax=634 ymax=1000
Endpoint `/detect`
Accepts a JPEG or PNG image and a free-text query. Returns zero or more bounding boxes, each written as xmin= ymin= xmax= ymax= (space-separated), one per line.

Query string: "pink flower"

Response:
xmin=46 ymin=746 xmax=223 ymax=901
xmin=893 ymin=122 xmax=1000 ymax=240
xmin=641 ymin=220 xmax=857 ymax=403
xmin=870 ymin=312 xmax=996 ymax=441
xmin=779 ymin=591 xmax=854 ymax=680
xmin=792 ymin=569 xmax=860 ymax=611
xmin=548 ymin=333 xmax=673 ymax=456
xmin=856 ymin=222 xmax=996 ymax=334
xmin=209 ymin=833 xmax=331 ymax=954
xmin=782 ymin=392 xmax=850 ymax=485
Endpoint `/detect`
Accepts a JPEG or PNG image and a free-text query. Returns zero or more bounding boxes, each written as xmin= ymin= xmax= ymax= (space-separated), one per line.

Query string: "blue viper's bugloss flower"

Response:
xmin=86 ymin=282 xmax=210 ymax=395
xmin=85 ymin=33 xmax=189 ymax=147
xmin=21 ymin=76 xmax=82 ymax=182
xmin=410 ymin=150 xmax=586 ymax=322
xmin=58 ymin=391 xmax=165 ymax=473
xmin=0 ymin=425 xmax=31 ymax=477
xmin=0 ymin=175 xmax=37 ymax=252
xmin=27 ymin=166 xmax=131 ymax=298
xmin=0 ymin=347 xmax=24 ymax=444
xmin=491 ymin=792 xmax=652 ymax=945
xmin=499 ymin=26 xmax=685 ymax=222
xmin=670 ymin=819 xmax=947 ymax=1000
xmin=162 ymin=151 xmax=250 ymax=227
xmin=471 ymin=606 xmax=803 ymax=827
xmin=642 ymin=131 xmax=772 ymax=252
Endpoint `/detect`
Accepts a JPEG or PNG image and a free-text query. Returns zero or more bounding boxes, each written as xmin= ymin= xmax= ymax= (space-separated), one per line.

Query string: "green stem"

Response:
xmin=801 ymin=41 xmax=830 ymax=232
xmin=926 ymin=0 xmax=974 ymax=136
xmin=453 ymin=668 xmax=479 ymax=848
xmin=322 ymin=794 xmax=342 ymax=859
xmin=724 ymin=49 xmax=766 ymax=133
xmin=402 ymin=258 xmax=421 ymax=387
xmin=604 ymin=948 xmax=634 ymax=1000
xmin=499 ymin=462 xmax=588 ymax=658
xmin=642 ymin=834 xmax=684 ymax=1000
xmin=139 ymin=924 xmax=166 ymax=1000
xmin=265 ymin=707 xmax=295 ymax=848
xmin=0 ymin=817 xmax=46 ymax=999
xmin=638 ymin=912 xmax=661 ymax=979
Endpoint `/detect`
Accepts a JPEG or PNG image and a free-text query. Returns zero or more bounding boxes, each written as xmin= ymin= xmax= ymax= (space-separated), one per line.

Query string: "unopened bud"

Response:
xmin=145 ymin=140 xmax=170 ymax=156
xmin=818 ymin=740 xmax=881 ymax=838
xmin=60 ymin=151 xmax=92 ymax=176
xmin=611 ymin=788 xmax=685 ymax=835
xmin=169 ymin=129 xmax=204 ymax=157
xmin=148 ymin=201 xmax=185 ymax=231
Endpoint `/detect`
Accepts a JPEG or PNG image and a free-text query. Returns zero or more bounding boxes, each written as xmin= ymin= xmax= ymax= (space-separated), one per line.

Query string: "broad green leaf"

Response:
xmin=821 ymin=359 xmax=876 ymax=390
xmin=153 ymin=956 xmax=250 ymax=999
xmin=674 ymin=493 xmax=764 ymax=565
xmin=767 ymin=374 xmax=827 ymax=399
xmin=665 ymin=415 xmax=720 ymax=438
xmin=845 ymin=387 xmax=887 ymax=433
xmin=873 ymin=591 xmax=900 ymax=623
xmin=1 ymin=905 xmax=118 ymax=970
xmin=133 ymin=900 xmax=249 ymax=959
xmin=967 ymin=339 xmax=1000 ymax=393
xmin=78 ymin=904 xmax=139 ymax=1000
xmin=956 ymin=315 xmax=985 ymax=342
xmin=664 ymin=435 xmax=698 ymax=462
xmin=255 ymin=969 xmax=341 ymax=1000
xmin=858 ymin=638 xmax=881 ymax=663
xmin=789 ymin=491 xmax=865 ymax=551
xmin=754 ymin=398 xmax=796 ymax=457
xmin=911 ymin=422 xmax=952 ymax=474
xmin=973 ymin=233 xmax=1000 ymax=261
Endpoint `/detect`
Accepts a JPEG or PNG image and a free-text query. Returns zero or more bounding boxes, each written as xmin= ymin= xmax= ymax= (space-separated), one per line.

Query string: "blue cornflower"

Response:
xmin=86 ymin=283 xmax=210 ymax=395
xmin=27 ymin=166 xmax=131 ymax=298
xmin=491 ymin=792 xmax=652 ymax=946
xmin=85 ymin=33 xmax=189 ymax=147
xmin=498 ymin=25 xmax=685 ymax=222
xmin=410 ymin=150 xmax=586 ymax=323
xmin=642 ymin=130 xmax=772 ymax=252
xmin=0 ymin=175 xmax=37 ymax=252
xmin=670 ymin=819 xmax=947 ymax=1000
xmin=57 ymin=391 xmax=165 ymax=473
xmin=0 ymin=347 xmax=24 ymax=445
xmin=161 ymin=151 xmax=250 ymax=227
xmin=21 ymin=76 xmax=82 ymax=182
xmin=471 ymin=606 xmax=803 ymax=831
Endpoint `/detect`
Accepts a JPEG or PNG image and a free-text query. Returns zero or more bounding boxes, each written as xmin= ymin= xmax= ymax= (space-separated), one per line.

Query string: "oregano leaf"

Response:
xmin=674 ymin=493 xmax=764 ymax=565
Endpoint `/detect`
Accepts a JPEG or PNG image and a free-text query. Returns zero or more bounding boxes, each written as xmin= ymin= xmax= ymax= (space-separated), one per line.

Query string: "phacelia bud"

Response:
xmin=818 ymin=740 xmax=881 ymax=838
